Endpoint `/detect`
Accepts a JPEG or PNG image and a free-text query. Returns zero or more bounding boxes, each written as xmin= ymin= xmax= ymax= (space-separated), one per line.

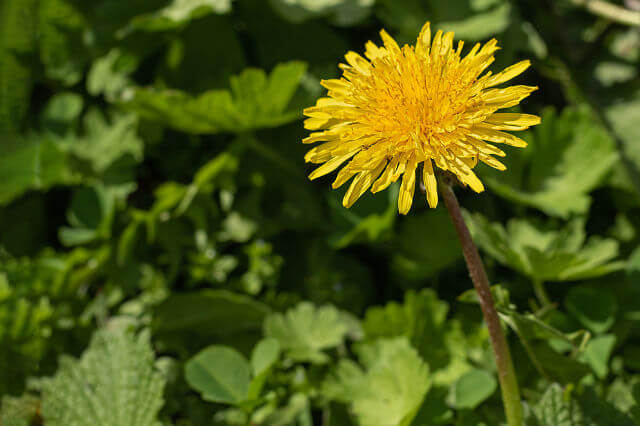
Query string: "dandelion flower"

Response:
xmin=303 ymin=22 xmax=540 ymax=214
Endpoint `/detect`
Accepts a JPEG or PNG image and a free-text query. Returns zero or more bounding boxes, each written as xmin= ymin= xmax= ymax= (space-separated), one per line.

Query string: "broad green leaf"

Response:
xmin=565 ymin=286 xmax=617 ymax=334
xmin=123 ymin=61 xmax=307 ymax=134
xmin=184 ymin=345 xmax=251 ymax=405
xmin=269 ymin=0 xmax=374 ymax=26
xmin=126 ymin=0 xmax=232 ymax=32
xmin=580 ymin=335 xmax=617 ymax=379
xmin=153 ymin=290 xmax=270 ymax=336
xmin=465 ymin=212 xmax=624 ymax=282
xmin=264 ymin=302 xmax=351 ymax=363
xmin=323 ymin=338 xmax=430 ymax=426
xmin=364 ymin=289 xmax=474 ymax=385
xmin=447 ymin=369 xmax=497 ymax=409
xmin=0 ymin=0 xmax=38 ymax=133
xmin=481 ymin=107 xmax=618 ymax=218
xmin=40 ymin=328 xmax=165 ymax=426
xmin=0 ymin=134 xmax=74 ymax=206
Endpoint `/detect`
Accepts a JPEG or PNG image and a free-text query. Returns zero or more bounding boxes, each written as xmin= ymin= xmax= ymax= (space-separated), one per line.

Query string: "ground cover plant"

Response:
xmin=1 ymin=0 xmax=640 ymax=425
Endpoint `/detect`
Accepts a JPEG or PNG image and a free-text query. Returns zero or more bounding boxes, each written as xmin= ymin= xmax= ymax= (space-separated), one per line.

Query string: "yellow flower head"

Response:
xmin=303 ymin=22 xmax=540 ymax=214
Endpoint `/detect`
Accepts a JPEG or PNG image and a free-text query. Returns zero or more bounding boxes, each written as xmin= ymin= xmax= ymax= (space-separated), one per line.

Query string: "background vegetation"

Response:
xmin=1 ymin=0 xmax=640 ymax=424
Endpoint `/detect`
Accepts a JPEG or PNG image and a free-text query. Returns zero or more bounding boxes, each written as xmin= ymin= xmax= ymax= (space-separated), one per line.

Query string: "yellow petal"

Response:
xmin=371 ymin=157 xmax=399 ymax=193
xmin=467 ymin=127 xmax=528 ymax=148
xmin=484 ymin=113 xmax=541 ymax=130
xmin=483 ymin=60 xmax=531 ymax=88
xmin=343 ymin=161 xmax=386 ymax=208
xmin=379 ymin=29 xmax=401 ymax=54
xmin=416 ymin=22 xmax=431 ymax=56
xmin=481 ymin=85 xmax=538 ymax=108
xmin=422 ymin=159 xmax=438 ymax=208
xmin=308 ymin=151 xmax=358 ymax=180
xmin=398 ymin=157 xmax=418 ymax=214
xmin=479 ymin=154 xmax=506 ymax=171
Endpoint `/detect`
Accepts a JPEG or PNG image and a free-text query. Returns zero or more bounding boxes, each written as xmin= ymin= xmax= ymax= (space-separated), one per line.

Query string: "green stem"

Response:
xmin=532 ymin=278 xmax=552 ymax=308
xmin=571 ymin=0 xmax=640 ymax=26
xmin=440 ymin=182 xmax=523 ymax=426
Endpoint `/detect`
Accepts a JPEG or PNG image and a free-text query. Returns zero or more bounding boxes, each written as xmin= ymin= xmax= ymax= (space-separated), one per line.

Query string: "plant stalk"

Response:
xmin=440 ymin=182 xmax=524 ymax=426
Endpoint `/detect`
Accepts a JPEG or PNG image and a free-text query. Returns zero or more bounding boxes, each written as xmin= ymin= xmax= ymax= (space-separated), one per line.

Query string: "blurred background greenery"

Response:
xmin=0 ymin=0 xmax=640 ymax=425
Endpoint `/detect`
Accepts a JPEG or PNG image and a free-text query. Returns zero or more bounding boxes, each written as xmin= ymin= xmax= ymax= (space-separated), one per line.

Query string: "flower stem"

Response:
xmin=440 ymin=182 xmax=523 ymax=426
xmin=532 ymin=278 xmax=552 ymax=308
xmin=571 ymin=0 xmax=640 ymax=26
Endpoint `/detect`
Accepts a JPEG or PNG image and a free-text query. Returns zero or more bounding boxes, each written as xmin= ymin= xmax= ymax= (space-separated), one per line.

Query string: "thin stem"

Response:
xmin=571 ymin=0 xmax=640 ymax=26
xmin=532 ymin=278 xmax=552 ymax=308
xmin=440 ymin=182 xmax=524 ymax=426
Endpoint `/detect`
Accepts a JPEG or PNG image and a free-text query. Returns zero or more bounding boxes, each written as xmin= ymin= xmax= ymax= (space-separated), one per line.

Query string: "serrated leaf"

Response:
xmin=323 ymin=338 xmax=430 ymax=426
xmin=464 ymin=212 xmax=624 ymax=282
xmin=530 ymin=384 xmax=637 ymax=426
xmin=481 ymin=107 xmax=618 ymax=218
xmin=65 ymin=109 xmax=143 ymax=174
xmin=40 ymin=328 xmax=165 ymax=426
xmin=184 ymin=345 xmax=251 ymax=405
xmin=264 ymin=302 xmax=351 ymax=363
xmin=0 ymin=394 xmax=40 ymax=426
xmin=123 ymin=61 xmax=307 ymax=134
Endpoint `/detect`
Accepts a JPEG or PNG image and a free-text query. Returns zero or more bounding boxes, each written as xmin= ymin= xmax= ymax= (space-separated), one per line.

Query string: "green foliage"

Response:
xmin=264 ymin=302 xmax=352 ymax=363
xmin=39 ymin=327 xmax=166 ymax=426
xmin=123 ymin=61 xmax=308 ymax=134
xmin=465 ymin=213 xmax=624 ymax=282
xmin=2 ymin=0 xmax=640 ymax=424
xmin=481 ymin=107 xmax=618 ymax=218
xmin=323 ymin=337 xmax=431 ymax=426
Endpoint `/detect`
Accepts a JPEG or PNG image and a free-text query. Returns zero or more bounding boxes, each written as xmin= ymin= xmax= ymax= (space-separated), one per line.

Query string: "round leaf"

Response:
xmin=448 ymin=369 xmax=497 ymax=409
xmin=184 ymin=345 xmax=250 ymax=405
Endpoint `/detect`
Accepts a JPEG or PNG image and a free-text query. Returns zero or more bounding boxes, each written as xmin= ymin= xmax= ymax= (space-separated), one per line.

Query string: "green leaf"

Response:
xmin=323 ymin=337 xmax=430 ymax=426
xmin=40 ymin=328 xmax=166 ymax=426
xmin=565 ymin=286 xmax=617 ymax=334
xmin=530 ymin=383 xmax=637 ymax=426
xmin=184 ymin=345 xmax=251 ymax=405
xmin=153 ymin=290 xmax=271 ymax=336
xmin=464 ymin=212 xmax=624 ymax=282
xmin=123 ymin=61 xmax=307 ymax=134
xmin=364 ymin=289 xmax=475 ymax=386
xmin=38 ymin=0 xmax=88 ymax=86
xmin=377 ymin=0 xmax=511 ymax=42
xmin=65 ymin=109 xmax=143 ymax=174
xmin=269 ymin=0 xmax=374 ymax=26
xmin=481 ymin=107 xmax=618 ymax=218
xmin=0 ymin=394 xmax=40 ymax=426
xmin=264 ymin=302 xmax=351 ymax=363
xmin=0 ymin=0 xmax=38 ymax=133
xmin=580 ymin=335 xmax=617 ymax=379
xmin=248 ymin=338 xmax=280 ymax=399
xmin=41 ymin=92 xmax=84 ymax=132
xmin=0 ymin=134 xmax=74 ymax=206
xmin=126 ymin=0 xmax=232 ymax=32
xmin=448 ymin=369 xmax=497 ymax=410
